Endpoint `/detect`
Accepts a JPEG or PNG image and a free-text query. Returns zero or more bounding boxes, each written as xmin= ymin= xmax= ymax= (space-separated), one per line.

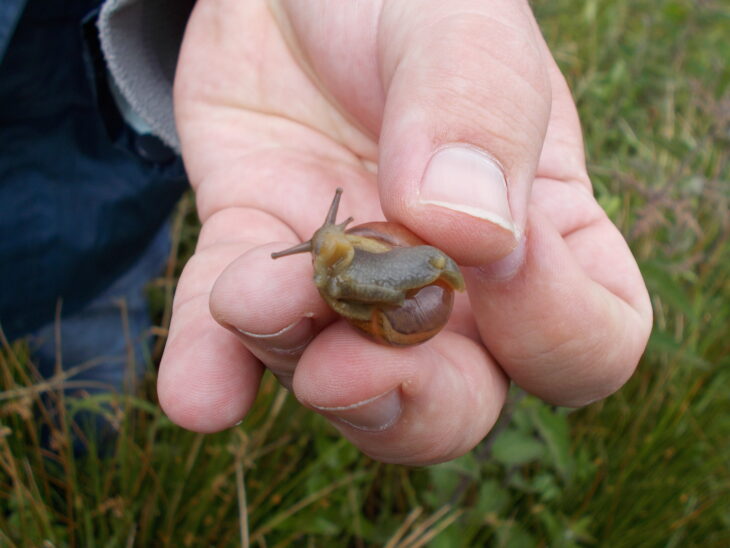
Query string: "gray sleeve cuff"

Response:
xmin=98 ymin=0 xmax=195 ymax=151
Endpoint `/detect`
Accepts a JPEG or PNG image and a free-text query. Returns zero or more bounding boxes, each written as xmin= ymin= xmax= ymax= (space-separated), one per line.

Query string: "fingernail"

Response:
xmin=420 ymin=145 xmax=516 ymax=236
xmin=312 ymin=388 xmax=402 ymax=432
xmin=477 ymin=234 xmax=527 ymax=281
xmin=237 ymin=316 xmax=314 ymax=355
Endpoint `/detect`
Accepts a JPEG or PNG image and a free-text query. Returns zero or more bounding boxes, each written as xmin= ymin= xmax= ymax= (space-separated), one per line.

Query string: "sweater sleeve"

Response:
xmin=98 ymin=0 xmax=195 ymax=151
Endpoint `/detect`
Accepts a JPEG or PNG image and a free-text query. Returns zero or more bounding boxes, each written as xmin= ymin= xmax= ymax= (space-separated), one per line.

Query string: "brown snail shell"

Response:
xmin=271 ymin=188 xmax=465 ymax=346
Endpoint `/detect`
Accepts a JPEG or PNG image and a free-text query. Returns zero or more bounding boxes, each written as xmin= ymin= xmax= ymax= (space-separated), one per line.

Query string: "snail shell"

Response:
xmin=271 ymin=188 xmax=465 ymax=346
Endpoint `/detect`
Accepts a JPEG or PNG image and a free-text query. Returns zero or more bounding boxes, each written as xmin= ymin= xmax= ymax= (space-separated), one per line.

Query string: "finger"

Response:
xmin=293 ymin=323 xmax=509 ymax=466
xmin=158 ymin=207 xmax=296 ymax=431
xmin=535 ymin=47 xmax=592 ymax=192
xmin=209 ymin=242 xmax=336 ymax=388
xmin=459 ymin=44 xmax=651 ymax=406
xmin=467 ymin=185 xmax=653 ymax=406
xmin=377 ymin=0 xmax=550 ymax=265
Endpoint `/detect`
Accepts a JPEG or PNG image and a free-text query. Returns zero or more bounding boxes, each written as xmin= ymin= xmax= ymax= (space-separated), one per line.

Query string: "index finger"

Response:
xmin=157 ymin=206 xmax=297 ymax=432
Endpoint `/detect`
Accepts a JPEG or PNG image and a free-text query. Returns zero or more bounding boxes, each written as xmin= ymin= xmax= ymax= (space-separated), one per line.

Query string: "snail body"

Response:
xmin=271 ymin=188 xmax=465 ymax=346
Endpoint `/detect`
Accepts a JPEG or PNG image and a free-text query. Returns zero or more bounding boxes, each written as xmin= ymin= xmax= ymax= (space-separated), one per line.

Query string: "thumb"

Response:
xmin=377 ymin=0 xmax=551 ymax=266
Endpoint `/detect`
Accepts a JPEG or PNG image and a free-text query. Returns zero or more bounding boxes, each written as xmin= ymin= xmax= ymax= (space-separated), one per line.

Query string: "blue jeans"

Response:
xmin=0 ymin=0 xmax=187 ymax=392
xmin=29 ymin=221 xmax=172 ymax=393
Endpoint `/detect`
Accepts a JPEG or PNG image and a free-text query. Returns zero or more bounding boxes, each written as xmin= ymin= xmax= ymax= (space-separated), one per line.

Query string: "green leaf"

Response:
xmin=496 ymin=521 xmax=537 ymax=548
xmin=647 ymin=329 xmax=711 ymax=369
xmin=640 ymin=260 xmax=695 ymax=319
xmin=597 ymin=193 xmax=622 ymax=220
xmin=531 ymin=472 xmax=561 ymax=502
xmin=491 ymin=430 xmax=546 ymax=466
xmin=663 ymin=0 xmax=691 ymax=23
xmin=531 ymin=406 xmax=574 ymax=482
xmin=475 ymin=479 xmax=511 ymax=515
xmin=426 ymin=453 xmax=479 ymax=504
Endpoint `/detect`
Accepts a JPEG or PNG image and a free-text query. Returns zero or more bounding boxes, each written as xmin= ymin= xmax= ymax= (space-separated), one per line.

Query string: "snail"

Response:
xmin=271 ymin=188 xmax=465 ymax=346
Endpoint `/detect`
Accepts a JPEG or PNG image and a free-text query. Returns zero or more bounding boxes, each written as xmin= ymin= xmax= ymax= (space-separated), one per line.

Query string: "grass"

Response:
xmin=1 ymin=0 xmax=729 ymax=545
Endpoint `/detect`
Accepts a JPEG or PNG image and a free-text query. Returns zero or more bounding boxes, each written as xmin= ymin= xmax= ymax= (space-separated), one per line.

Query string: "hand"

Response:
xmin=159 ymin=0 xmax=652 ymax=465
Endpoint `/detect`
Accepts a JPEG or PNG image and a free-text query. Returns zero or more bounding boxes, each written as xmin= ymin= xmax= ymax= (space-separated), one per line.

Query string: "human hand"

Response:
xmin=158 ymin=0 xmax=652 ymax=465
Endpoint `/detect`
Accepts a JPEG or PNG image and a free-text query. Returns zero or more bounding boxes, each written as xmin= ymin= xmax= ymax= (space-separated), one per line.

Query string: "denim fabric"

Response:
xmin=0 ymin=0 xmax=186 ymax=353
xmin=0 ymin=0 xmax=26 ymax=60
xmin=0 ymin=0 xmax=187 ymax=360
xmin=29 ymin=220 xmax=172 ymax=391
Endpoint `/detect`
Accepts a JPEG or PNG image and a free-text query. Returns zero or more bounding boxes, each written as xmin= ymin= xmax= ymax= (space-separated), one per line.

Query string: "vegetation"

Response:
xmin=2 ymin=0 xmax=728 ymax=545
